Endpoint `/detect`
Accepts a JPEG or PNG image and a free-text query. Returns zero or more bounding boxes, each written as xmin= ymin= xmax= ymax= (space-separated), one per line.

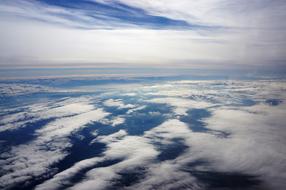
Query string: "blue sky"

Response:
xmin=0 ymin=0 xmax=285 ymax=74
xmin=36 ymin=0 xmax=194 ymax=29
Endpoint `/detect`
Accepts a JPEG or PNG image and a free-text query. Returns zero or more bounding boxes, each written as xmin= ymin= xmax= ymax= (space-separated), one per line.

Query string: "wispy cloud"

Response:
xmin=0 ymin=0 xmax=197 ymax=29
xmin=0 ymin=0 xmax=285 ymax=75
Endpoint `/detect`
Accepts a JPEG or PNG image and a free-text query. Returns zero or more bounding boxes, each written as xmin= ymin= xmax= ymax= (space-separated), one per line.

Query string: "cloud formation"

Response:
xmin=103 ymin=99 xmax=136 ymax=109
xmin=0 ymin=0 xmax=285 ymax=72
xmin=0 ymin=79 xmax=286 ymax=190
xmin=0 ymin=99 xmax=110 ymax=189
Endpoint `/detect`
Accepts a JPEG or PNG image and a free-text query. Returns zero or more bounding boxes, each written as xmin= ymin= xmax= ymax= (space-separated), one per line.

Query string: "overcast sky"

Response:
xmin=0 ymin=0 xmax=285 ymax=72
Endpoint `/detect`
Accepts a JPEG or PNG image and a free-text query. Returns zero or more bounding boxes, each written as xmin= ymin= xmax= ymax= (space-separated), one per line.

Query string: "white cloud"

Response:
xmin=37 ymin=129 xmax=158 ymax=190
xmin=143 ymin=104 xmax=286 ymax=190
xmin=110 ymin=117 xmax=125 ymax=127
xmin=96 ymin=130 xmax=128 ymax=144
xmin=1 ymin=80 xmax=286 ymax=190
xmin=0 ymin=97 xmax=95 ymax=132
xmin=114 ymin=0 xmax=286 ymax=30
xmin=37 ymin=108 xmax=109 ymax=138
xmin=35 ymin=157 xmax=104 ymax=190
xmin=0 ymin=107 xmax=110 ymax=189
xmin=54 ymin=119 xmax=198 ymax=190
xmin=0 ymin=0 xmax=285 ymax=70
xmin=69 ymin=134 xmax=158 ymax=190
xmin=0 ymin=83 xmax=54 ymax=96
xmin=147 ymin=97 xmax=212 ymax=115
xmin=103 ymin=99 xmax=136 ymax=109
xmin=129 ymin=161 xmax=203 ymax=190
xmin=126 ymin=105 xmax=146 ymax=114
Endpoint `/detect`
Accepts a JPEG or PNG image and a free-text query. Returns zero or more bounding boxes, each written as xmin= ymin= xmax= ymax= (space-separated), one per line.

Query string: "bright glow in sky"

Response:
xmin=0 ymin=0 xmax=285 ymax=72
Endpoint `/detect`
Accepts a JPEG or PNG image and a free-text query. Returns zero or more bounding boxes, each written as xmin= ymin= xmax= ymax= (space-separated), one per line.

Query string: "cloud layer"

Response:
xmin=0 ymin=0 xmax=285 ymax=72
xmin=1 ymin=79 xmax=286 ymax=190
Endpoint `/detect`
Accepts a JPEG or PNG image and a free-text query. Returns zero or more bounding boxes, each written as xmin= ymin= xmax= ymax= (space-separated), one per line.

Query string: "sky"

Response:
xmin=0 ymin=0 xmax=286 ymax=74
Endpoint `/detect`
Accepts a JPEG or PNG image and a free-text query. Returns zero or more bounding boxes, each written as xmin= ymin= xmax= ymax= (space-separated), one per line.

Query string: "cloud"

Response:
xmin=34 ymin=157 xmax=104 ymax=190
xmin=128 ymin=161 xmax=203 ymax=190
xmin=110 ymin=117 xmax=125 ymax=127
xmin=96 ymin=129 xmax=128 ymax=143
xmin=0 ymin=83 xmax=54 ymax=97
xmin=103 ymin=99 xmax=136 ymax=109
xmin=97 ymin=116 xmax=125 ymax=127
xmin=143 ymin=80 xmax=286 ymax=106
xmin=0 ymin=0 xmax=285 ymax=72
xmin=68 ymin=134 xmax=158 ymax=190
xmin=0 ymin=97 xmax=95 ymax=132
xmin=1 ymin=79 xmax=286 ymax=190
xmin=113 ymin=0 xmax=286 ymax=32
xmin=37 ymin=80 xmax=286 ymax=190
xmin=0 ymin=104 xmax=110 ymax=189
xmin=37 ymin=120 xmax=199 ymax=190
xmin=147 ymin=97 xmax=212 ymax=116
xmin=0 ymin=0 xmax=193 ymax=29
xmin=36 ymin=129 xmax=158 ymax=190
xmin=126 ymin=105 xmax=146 ymax=114
xmin=143 ymin=104 xmax=286 ymax=190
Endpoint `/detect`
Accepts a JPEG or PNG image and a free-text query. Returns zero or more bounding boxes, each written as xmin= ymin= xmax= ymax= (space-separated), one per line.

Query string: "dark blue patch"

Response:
xmin=0 ymin=118 xmax=54 ymax=149
xmin=183 ymin=159 xmax=261 ymax=189
xmin=111 ymin=167 xmax=147 ymax=189
xmin=102 ymin=105 xmax=130 ymax=115
xmin=156 ymin=138 xmax=188 ymax=161
xmin=180 ymin=108 xmax=230 ymax=138
xmin=120 ymin=104 xmax=171 ymax=135
xmin=56 ymin=125 xmax=107 ymax=172
xmin=265 ymin=99 xmax=282 ymax=106
xmin=186 ymin=159 xmax=210 ymax=168
xmin=191 ymin=171 xmax=261 ymax=189
xmin=241 ymin=98 xmax=256 ymax=106
xmin=90 ymin=122 xmax=121 ymax=137
xmin=180 ymin=109 xmax=211 ymax=132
